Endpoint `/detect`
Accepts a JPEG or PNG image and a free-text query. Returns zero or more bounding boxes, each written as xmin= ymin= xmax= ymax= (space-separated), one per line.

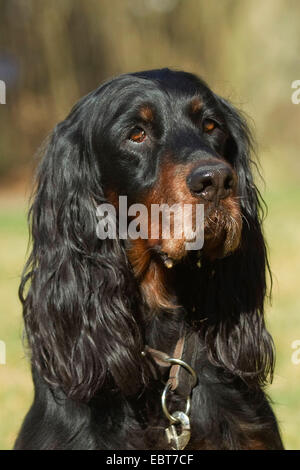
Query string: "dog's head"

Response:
xmin=96 ymin=70 xmax=243 ymax=262
xmin=21 ymin=69 xmax=273 ymax=401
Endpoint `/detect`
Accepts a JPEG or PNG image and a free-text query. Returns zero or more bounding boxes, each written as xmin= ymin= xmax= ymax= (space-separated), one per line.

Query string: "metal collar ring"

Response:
xmin=165 ymin=357 xmax=198 ymax=388
xmin=161 ymin=357 xmax=197 ymax=424
xmin=161 ymin=382 xmax=191 ymax=424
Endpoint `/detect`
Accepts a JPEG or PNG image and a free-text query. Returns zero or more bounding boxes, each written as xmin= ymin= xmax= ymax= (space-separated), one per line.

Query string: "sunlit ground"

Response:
xmin=0 ymin=151 xmax=299 ymax=449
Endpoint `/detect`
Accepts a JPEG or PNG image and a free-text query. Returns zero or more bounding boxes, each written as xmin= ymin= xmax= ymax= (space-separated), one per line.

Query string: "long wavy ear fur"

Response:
xmin=198 ymin=96 xmax=274 ymax=387
xmin=19 ymin=91 xmax=146 ymax=402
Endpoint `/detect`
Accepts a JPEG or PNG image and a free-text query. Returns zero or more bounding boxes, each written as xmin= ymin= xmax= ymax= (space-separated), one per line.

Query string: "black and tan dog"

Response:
xmin=15 ymin=69 xmax=283 ymax=450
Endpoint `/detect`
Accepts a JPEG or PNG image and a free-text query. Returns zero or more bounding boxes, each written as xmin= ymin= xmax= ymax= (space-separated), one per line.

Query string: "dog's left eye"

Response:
xmin=129 ymin=127 xmax=147 ymax=143
xmin=203 ymin=119 xmax=217 ymax=133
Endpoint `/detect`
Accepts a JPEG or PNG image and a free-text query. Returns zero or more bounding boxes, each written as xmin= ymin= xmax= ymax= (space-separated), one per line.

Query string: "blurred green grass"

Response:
xmin=0 ymin=205 xmax=33 ymax=450
xmin=0 ymin=153 xmax=299 ymax=449
xmin=262 ymin=152 xmax=300 ymax=450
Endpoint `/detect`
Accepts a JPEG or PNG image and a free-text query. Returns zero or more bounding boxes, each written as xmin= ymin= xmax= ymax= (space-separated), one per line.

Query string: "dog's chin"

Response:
xmin=158 ymin=210 xmax=242 ymax=265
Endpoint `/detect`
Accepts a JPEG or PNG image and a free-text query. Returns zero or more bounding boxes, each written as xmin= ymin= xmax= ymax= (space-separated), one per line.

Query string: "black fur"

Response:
xmin=15 ymin=69 xmax=283 ymax=450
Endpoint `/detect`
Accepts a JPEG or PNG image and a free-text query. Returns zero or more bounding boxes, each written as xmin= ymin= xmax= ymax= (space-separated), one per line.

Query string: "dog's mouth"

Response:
xmin=126 ymin=198 xmax=242 ymax=275
xmin=123 ymin=158 xmax=242 ymax=271
xmin=144 ymin=200 xmax=242 ymax=268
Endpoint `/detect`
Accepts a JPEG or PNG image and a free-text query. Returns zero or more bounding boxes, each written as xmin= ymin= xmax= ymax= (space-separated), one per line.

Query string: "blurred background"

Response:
xmin=0 ymin=0 xmax=299 ymax=450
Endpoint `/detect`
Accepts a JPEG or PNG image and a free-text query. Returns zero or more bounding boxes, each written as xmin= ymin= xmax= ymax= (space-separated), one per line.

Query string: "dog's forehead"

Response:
xmin=134 ymin=75 xmax=210 ymax=102
xmin=105 ymin=73 xmax=217 ymax=121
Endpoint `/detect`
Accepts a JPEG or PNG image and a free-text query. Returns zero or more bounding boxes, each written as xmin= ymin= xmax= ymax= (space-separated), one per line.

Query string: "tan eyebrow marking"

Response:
xmin=139 ymin=105 xmax=154 ymax=122
xmin=190 ymin=97 xmax=203 ymax=114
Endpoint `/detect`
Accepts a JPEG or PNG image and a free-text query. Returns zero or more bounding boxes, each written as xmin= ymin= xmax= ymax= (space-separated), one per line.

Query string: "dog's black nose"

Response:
xmin=187 ymin=162 xmax=235 ymax=202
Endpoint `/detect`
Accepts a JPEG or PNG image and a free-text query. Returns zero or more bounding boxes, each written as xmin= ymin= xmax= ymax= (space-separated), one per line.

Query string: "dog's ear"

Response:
xmin=20 ymin=90 xmax=147 ymax=402
xmin=199 ymin=96 xmax=274 ymax=387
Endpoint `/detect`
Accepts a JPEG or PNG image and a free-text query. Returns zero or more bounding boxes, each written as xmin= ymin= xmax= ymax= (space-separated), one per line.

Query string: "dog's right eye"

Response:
xmin=129 ymin=127 xmax=147 ymax=143
xmin=203 ymin=118 xmax=217 ymax=133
